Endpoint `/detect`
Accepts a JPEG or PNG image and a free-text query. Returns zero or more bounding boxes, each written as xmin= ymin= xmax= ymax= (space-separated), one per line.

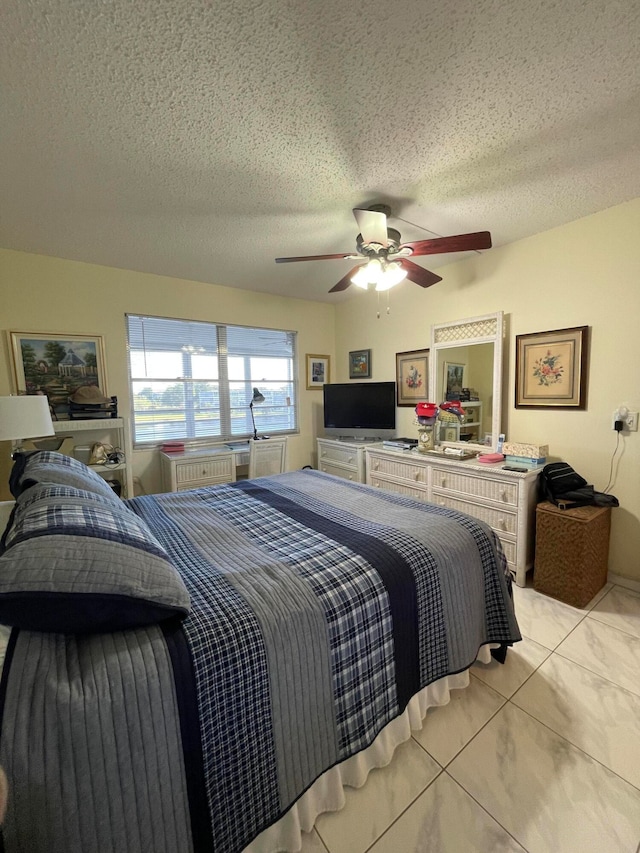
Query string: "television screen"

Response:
xmin=323 ymin=381 xmax=396 ymax=439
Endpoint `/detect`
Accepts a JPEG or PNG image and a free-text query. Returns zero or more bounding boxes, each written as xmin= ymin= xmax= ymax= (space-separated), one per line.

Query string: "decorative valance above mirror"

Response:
xmin=429 ymin=311 xmax=504 ymax=452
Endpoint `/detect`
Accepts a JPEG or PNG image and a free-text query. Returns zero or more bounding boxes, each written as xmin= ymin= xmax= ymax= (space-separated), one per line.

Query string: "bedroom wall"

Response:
xmin=0 ymin=249 xmax=336 ymax=496
xmin=334 ymin=198 xmax=640 ymax=583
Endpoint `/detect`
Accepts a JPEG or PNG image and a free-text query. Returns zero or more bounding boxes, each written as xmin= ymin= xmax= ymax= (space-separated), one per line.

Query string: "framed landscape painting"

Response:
xmin=515 ymin=326 xmax=589 ymax=408
xmin=9 ymin=331 xmax=107 ymax=416
xmin=396 ymin=349 xmax=429 ymax=406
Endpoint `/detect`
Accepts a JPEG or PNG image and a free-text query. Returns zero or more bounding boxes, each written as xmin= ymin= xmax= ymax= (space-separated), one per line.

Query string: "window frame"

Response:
xmin=126 ymin=314 xmax=299 ymax=449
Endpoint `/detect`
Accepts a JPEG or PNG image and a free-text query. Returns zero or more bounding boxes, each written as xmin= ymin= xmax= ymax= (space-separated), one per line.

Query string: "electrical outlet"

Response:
xmin=612 ymin=410 xmax=639 ymax=431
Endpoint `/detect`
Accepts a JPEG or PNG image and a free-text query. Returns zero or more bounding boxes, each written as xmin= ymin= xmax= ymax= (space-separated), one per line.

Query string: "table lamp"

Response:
xmin=249 ymin=387 xmax=265 ymax=441
xmin=0 ymin=395 xmax=56 ymax=457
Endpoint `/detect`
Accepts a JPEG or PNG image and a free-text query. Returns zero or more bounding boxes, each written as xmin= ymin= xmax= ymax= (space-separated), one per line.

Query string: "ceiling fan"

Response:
xmin=275 ymin=205 xmax=492 ymax=293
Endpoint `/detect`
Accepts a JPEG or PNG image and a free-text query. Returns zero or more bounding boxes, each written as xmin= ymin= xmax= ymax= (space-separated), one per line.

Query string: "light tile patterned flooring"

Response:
xmin=299 ymin=581 xmax=640 ymax=853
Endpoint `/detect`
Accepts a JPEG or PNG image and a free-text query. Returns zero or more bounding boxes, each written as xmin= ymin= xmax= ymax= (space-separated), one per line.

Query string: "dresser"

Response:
xmin=365 ymin=445 xmax=540 ymax=586
xmin=160 ymin=447 xmax=237 ymax=492
xmin=316 ymin=438 xmax=375 ymax=482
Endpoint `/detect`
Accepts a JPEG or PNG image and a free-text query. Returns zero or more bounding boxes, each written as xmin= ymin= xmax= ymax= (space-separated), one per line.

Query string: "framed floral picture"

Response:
xmin=395 ymin=349 xmax=429 ymax=406
xmin=305 ymin=353 xmax=330 ymax=390
xmin=349 ymin=349 xmax=371 ymax=379
xmin=9 ymin=331 xmax=107 ymax=417
xmin=515 ymin=326 xmax=589 ymax=409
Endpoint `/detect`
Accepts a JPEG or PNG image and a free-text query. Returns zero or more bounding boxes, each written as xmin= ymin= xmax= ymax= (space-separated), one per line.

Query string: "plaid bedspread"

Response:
xmin=129 ymin=470 xmax=521 ymax=852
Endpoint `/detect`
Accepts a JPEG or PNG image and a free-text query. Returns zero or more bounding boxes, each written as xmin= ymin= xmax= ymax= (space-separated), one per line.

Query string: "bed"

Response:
xmin=0 ymin=451 xmax=521 ymax=853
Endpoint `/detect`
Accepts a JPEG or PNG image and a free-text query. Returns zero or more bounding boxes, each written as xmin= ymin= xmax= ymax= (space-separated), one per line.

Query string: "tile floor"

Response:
xmin=299 ymin=581 xmax=640 ymax=853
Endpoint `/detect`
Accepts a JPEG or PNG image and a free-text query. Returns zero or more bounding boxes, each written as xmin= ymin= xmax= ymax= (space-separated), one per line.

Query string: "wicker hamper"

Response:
xmin=534 ymin=501 xmax=611 ymax=607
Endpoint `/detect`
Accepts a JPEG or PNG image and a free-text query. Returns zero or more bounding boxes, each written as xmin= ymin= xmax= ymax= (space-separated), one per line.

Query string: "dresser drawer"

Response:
xmin=175 ymin=456 xmax=234 ymax=485
xmin=369 ymin=474 xmax=427 ymax=501
xmin=497 ymin=536 xmax=517 ymax=566
xmin=320 ymin=461 xmax=358 ymax=481
xmin=318 ymin=445 xmax=360 ymax=467
xmin=368 ymin=454 xmax=428 ymax=485
xmin=432 ymin=491 xmax=518 ymax=536
xmin=432 ymin=468 xmax=518 ymax=506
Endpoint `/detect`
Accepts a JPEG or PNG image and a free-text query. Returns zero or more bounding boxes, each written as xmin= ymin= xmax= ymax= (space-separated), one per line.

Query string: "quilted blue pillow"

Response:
xmin=0 ymin=483 xmax=190 ymax=633
xmin=10 ymin=450 xmax=121 ymax=503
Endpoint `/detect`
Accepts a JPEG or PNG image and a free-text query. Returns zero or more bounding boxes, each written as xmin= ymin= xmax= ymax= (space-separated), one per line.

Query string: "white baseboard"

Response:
xmin=607 ymin=572 xmax=640 ymax=594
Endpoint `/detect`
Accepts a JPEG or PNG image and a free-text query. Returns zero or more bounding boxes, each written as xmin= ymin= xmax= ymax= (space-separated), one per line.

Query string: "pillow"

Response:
xmin=0 ymin=483 xmax=190 ymax=633
xmin=10 ymin=450 xmax=121 ymax=503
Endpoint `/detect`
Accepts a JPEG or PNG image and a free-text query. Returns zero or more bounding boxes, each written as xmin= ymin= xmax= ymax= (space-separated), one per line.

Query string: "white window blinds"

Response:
xmin=127 ymin=315 xmax=297 ymax=446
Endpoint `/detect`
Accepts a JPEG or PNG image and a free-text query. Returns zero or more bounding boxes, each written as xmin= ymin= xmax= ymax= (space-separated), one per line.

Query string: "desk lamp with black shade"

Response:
xmin=249 ymin=387 xmax=265 ymax=441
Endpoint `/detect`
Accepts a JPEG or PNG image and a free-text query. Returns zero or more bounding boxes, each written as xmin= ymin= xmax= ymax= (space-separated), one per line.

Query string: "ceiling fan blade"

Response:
xmin=328 ymin=265 xmax=364 ymax=293
xmin=399 ymin=259 xmax=443 ymax=288
xmin=353 ymin=208 xmax=389 ymax=247
xmin=276 ymin=252 xmax=355 ymax=263
xmin=400 ymin=231 xmax=492 ymax=256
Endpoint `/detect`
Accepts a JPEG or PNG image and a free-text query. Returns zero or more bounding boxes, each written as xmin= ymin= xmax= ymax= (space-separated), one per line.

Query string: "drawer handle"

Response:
xmin=348 ymin=456 xmax=353 ymax=463
xmin=414 ymin=472 xmax=420 ymax=481
xmin=501 ymin=490 xmax=507 ymax=501
xmin=499 ymin=517 xmax=507 ymax=530
xmin=441 ymin=476 xmax=446 ymax=486
xmin=321 ymin=451 xmax=327 ymax=457
xmin=348 ymin=475 xmax=353 ymax=481
xmin=374 ymin=462 xmax=379 ymax=470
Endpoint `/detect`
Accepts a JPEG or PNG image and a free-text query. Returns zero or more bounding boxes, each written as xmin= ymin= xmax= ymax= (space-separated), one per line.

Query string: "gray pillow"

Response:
xmin=10 ymin=450 xmax=121 ymax=503
xmin=0 ymin=483 xmax=190 ymax=633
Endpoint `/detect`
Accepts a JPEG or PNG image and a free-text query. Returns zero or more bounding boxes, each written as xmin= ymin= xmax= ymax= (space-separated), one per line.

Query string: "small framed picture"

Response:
xmin=305 ymin=353 xmax=330 ymax=390
xmin=396 ymin=349 xmax=429 ymax=406
xmin=349 ymin=349 xmax=371 ymax=379
xmin=443 ymin=361 xmax=466 ymax=400
xmin=515 ymin=326 xmax=589 ymax=409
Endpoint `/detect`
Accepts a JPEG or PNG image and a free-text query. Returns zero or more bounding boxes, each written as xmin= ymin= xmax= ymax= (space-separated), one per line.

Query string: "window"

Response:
xmin=126 ymin=315 xmax=298 ymax=446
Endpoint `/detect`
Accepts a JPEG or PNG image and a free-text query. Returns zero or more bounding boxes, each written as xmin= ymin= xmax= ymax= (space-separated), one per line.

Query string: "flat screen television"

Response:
xmin=323 ymin=381 xmax=396 ymax=440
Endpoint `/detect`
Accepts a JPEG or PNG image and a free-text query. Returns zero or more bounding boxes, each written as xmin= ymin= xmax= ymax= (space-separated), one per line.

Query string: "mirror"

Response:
xmin=429 ymin=311 xmax=504 ymax=452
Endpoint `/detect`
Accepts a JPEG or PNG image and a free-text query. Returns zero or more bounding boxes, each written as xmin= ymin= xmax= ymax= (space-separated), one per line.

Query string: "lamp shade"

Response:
xmin=251 ymin=388 xmax=265 ymax=404
xmin=0 ymin=396 xmax=55 ymax=442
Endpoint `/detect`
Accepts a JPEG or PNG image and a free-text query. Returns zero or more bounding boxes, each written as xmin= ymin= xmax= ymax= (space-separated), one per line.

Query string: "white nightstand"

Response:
xmin=159 ymin=447 xmax=237 ymax=492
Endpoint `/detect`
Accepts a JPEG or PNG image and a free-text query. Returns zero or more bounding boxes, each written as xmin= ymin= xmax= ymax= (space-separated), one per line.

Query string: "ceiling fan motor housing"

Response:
xmin=356 ymin=227 xmax=402 ymax=256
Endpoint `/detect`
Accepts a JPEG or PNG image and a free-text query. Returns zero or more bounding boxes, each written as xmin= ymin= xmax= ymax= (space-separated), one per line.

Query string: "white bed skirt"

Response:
xmin=244 ymin=644 xmax=494 ymax=853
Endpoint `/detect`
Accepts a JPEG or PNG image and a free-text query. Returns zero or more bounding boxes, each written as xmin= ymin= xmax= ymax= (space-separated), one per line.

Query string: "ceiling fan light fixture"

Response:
xmin=375 ymin=261 xmax=407 ymax=291
xmin=351 ymin=259 xmax=382 ymax=288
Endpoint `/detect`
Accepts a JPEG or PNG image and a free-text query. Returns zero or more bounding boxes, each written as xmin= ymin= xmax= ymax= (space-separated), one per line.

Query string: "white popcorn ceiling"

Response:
xmin=1 ymin=0 xmax=639 ymax=302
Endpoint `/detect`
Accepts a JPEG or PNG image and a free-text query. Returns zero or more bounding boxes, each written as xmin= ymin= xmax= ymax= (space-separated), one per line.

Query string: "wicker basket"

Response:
xmin=534 ymin=501 xmax=611 ymax=607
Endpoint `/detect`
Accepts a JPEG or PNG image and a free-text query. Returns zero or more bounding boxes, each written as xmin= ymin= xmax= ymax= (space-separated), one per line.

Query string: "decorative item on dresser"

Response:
xmin=365 ymin=445 xmax=540 ymax=587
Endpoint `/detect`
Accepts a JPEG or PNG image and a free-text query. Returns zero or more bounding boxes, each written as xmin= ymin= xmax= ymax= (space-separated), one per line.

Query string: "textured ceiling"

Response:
xmin=1 ymin=0 xmax=639 ymax=302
